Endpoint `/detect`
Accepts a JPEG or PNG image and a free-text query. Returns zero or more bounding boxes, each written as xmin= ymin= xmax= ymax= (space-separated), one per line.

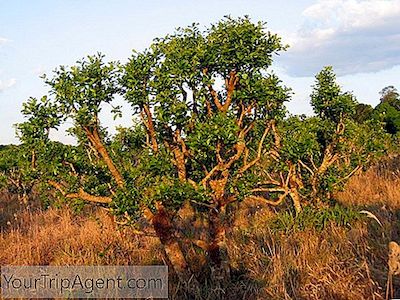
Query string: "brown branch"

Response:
xmin=332 ymin=165 xmax=362 ymax=187
xmin=216 ymin=142 xmax=224 ymax=164
xmin=140 ymin=111 xmax=152 ymax=149
xmin=310 ymin=155 xmax=318 ymax=171
xmin=238 ymin=123 xmax=271 ymax=174
xmin=31 ymin=149 xmax=36 ymax=170
xmin=173 ymin=129 xmax=187 ymax=182
xmin=203 ymin=67 xmax=223 ymax=111
xmin=222 ymin=70 xmax=238 ymax=112
xmin=48 ymin=180 xmax=112 ymax=204
xmin=224 ymin=141 xmax=246 ymax=169
xmin=83 ymin=126 xmax=125 ymax=189
xmin=243 ymin=146 xmax=250 ymax=166
xmin=208 ymin=85 xmax=223 ymax=111
xmin=241 ymin=122 xmax=255 ymax=138
xmin=298 ymin=160 xmax=315 ymax=175
xmin=335 ymin=118 xmax=345 ymax=135
xmin=190 ymin=199 xmax=215 ymax=209
xmin=261 ymin=172 xmax=281 ymax=186
xmin=191 ymin=239 xmax=209 ymax=251
xmin=201 ymin=164 xmax=222 ymax=189
xmin=246 ymin=190 xmax=290 ymax=207
xmin=271 ymin=120 xmax=281 ymax=149
xmin=250 ymin=187 xmax=287 ymax=193
xmin=62 ymin=161 xmax=78 ymax=176
xmin=143 ymin=104 xmax=159 ymax=153
xmin=205 ymin=99 xmax=212 ymax=116
xmin=237 ymin=104 xmax=253 ymax=128
xmin=201 ymin=139 xmax=247 ymax=189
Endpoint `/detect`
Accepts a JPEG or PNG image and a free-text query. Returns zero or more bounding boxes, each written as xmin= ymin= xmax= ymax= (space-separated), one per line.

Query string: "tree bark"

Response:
xmin=150 ymin=204 xmax=196 ymax=285
xmin=289 ymin=168 xmax=302 ymax=213
xmin=142 ymin=104 xmax=158 ymax=153
xmin=310 ymin=145 xmax=338 ymax=201
xmin=84 ymin=127 xmax=125 ymax=189
xmin=208 ymin=203 xmax=231 ymax=283
xmin=290 ymin=189 xmax=302 ymax=214
xmin=48 ymin=180 xmax=112 ymax=204
xmin=31 ymin=149 xmax=36 ymax=170
xmin=173 ymin=147 xmax=187 ymax=182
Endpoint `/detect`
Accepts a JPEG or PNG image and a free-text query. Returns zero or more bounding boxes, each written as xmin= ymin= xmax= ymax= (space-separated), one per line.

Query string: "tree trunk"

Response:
xmin=290 ymin=188 xmax=302 ymax=214
xmin=173 ymin=147 xmax=187 ymax=182
xmin=31 ymin=149 xmax=36 ymax=170
xmin=84 ymin=127 xmax=125 ymax=189
xmin=142 ymin=104 xmax=158 ymax=153
xmin=151 ymin=204 xmax=196 ymax=286
xmin=289 ymin=170 xmax=302 ymax=213
xmin=208 ymin=204 xmax=231 ymax=283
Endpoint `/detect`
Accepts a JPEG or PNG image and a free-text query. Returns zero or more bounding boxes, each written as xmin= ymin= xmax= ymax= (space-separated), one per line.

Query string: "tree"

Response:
xmin=374 ymin=86 xmax=400 ymax=135
xmin=380 ymin=86 xmax=400 ymax=109
xmin=120 ymin=16 xmax=289 ymax=283
xmin=12 ymin=19 xmax=391 ymax=290
xmin=1 ymin=96 xmax=63 ymax=205
xmin=249 ymin=67 xmax=387 ymax=211
xmin=354 ymin=103 xmax=373 ymax=124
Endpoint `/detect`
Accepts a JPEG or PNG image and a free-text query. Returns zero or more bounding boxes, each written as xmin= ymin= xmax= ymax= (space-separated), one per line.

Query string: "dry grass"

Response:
xmin=229 ymin=215 xmax=387 ymax=299
xmin=0 ymin=208 xmax=162 ymax=266
xmin=337 ymin=155 xmax=400 ymax=210
xmin=1 ymin=162 xmax=400 ymax=299
xmin=337 ymin=167 xmax=400 ymax=209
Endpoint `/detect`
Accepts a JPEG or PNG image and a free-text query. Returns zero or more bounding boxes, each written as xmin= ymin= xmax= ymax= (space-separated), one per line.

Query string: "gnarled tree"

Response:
xmin=120 ymin=17 xmax=289 ymax=282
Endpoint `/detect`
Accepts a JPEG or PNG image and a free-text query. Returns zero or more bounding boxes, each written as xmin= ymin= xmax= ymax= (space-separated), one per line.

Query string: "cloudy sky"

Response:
xmin=1 ymin=0 xmax=399 ymax=144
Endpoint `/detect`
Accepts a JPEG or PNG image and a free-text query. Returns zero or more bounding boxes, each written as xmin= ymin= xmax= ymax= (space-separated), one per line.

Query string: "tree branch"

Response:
xmin=238 ymin=122 xmax=271 ymax=174
xmin=246 ymin=190 xmax=290 ymax=207
xmin=142 ymin=104 xmax=159 ymax=153
xmin=222 ymin=70 xmax=238 ymax=112
xmin=298 ymin=159 xmax=314 ymax=175
xmin=203 ymin=68 xmax=223 ymax=111
xmin=48 ymin=180 xmax=112 ymax=204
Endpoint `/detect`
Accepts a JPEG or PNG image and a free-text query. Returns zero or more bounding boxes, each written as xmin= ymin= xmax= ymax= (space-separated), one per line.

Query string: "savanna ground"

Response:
xmin=1 ymin=157 xmax=399 ymax=300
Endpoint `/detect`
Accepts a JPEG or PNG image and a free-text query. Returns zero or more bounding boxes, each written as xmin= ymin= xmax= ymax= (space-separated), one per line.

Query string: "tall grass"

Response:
xmin=337 ymin=167 xmax=400 ymax=209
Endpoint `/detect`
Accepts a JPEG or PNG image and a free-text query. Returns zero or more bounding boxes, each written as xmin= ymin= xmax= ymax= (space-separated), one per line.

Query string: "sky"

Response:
xmin=1 ymin=0 xmax=399 ymax=144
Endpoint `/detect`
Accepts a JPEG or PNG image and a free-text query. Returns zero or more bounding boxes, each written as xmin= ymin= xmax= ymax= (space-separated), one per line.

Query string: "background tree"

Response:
xmin=380 ymin=86 xmax=400 ymax=108
xmin=373 ymin=86 xmax=400 ymax=135
xmin=249 ymin=67 xmax=388 ymax=211
xmin=1 ymin=96 xmax=63 ymax=205
xmin=354 ymin=103 xmax=373 ymax=124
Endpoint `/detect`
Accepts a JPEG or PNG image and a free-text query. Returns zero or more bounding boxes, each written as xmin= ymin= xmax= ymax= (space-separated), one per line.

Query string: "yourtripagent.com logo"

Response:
xmin=0 ymin=266 xmax=168 ymax=298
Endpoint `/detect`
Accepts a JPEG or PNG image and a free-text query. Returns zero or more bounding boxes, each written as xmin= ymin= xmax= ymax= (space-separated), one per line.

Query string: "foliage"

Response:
xmin=373 ymin=101 xmax=400 ymax=135
xmin=44 ymin=53 xmax=121 ymax=127
xmin=15 ymin=96 xmax=62 ymax=144
xmin=380 ymin=85 xmax=400 ymax=109
xmin=120 ymin=15 xmax=290 ymax=214
xmin=310 ymin=66 xmax=357 ymax=123
xmin=0 ymin=145 xmax=37 ymax=199
xmin=354 ymin=103 xmax=373 ymax=124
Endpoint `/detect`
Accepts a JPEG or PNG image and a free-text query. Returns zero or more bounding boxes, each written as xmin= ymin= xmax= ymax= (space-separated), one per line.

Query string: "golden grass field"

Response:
xmin=1 ymin=163 xmax=399 ymax=299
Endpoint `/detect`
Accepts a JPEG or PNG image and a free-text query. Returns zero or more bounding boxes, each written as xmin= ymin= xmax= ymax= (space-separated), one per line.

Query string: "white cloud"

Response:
xmin=0 ymin=37 xmax=9 ymax=46
xmin=277 ymin=0 xmax=400 ymax=76
xmin=0 ymin=78 xmax=17 ymax=92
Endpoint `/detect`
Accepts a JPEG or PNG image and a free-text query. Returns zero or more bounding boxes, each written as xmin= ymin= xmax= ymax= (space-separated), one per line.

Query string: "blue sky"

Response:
xmin=1 ymin=0 xmax=399 ymax=144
